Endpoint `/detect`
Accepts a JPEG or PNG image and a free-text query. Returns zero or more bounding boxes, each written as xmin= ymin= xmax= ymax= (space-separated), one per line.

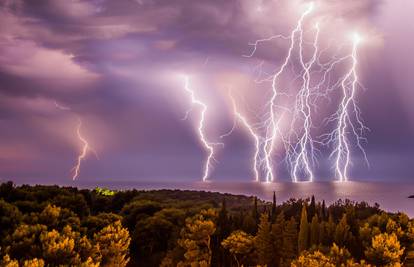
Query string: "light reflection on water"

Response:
xmin=75 ymin=180 xmax=414 ymax=217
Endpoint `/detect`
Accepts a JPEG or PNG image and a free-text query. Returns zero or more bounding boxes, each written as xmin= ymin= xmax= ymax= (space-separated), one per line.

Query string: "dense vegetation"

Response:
xmin=0 ymin=181 xmax=413 ymax=267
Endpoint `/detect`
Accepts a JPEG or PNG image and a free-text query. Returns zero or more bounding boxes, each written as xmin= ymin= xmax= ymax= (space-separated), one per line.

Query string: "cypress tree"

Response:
xmin=271 ymin=191 xmax=277 ymax=222
xmin=319 ymin=221 xmax=327 ymax=246
xmin=310 ymin=214 xmax=319 ymax=247
xmin=326 ymin=212 xmax=336 ymax=245
xmin=255 ymin=213 xmax=273 ymax=266
xmin=217 ymin=198 xmax=229 ymax=239
xmin=271 ymin=211 xmax=285 ymax=266
xmin=309 ymin=195 xmax=316 ymax=220
xmin=334 ymin=213 xmax=351 ymax=247
xmin=298 ymin=205 xmax=309 ymax=253
xmin=281 ymin=217 xmax=298 ymax=266
xmin=252 ymin=197 xmax=259 ymax=224
xmin=321 ymin=200 xmax=327 ymax=220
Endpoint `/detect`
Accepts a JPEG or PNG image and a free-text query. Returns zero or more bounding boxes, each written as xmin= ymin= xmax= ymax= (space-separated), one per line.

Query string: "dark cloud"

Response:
xmin=0 ymin=0 xmax=411 ymax=183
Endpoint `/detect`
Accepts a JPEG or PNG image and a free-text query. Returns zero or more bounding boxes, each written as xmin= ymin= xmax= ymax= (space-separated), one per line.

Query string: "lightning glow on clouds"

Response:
xmin=2 ymin=0 xmax=407 ymax=183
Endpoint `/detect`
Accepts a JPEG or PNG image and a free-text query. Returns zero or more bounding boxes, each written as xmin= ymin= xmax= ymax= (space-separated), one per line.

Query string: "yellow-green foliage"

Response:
xmin=222 ymin=230 xmax=254 ymax=266
xmin=93 ymin=220 xmax=131 ymax=267
xmin=94 ymin=187 xmax=116 ymax=196
xmin=22 ymin=258 xmax=45 ymax=267
xmin=177 ymin=209 xmax=217 ymax=267
xmin=365 ymin=232 xmax=404 ymax=266
xmin=291 ymin=250 xmax=335 ymax=267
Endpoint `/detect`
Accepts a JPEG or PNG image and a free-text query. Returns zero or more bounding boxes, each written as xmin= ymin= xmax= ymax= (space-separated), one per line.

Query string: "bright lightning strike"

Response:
xmin=54 ymin=101 xmax=96 ymax=180
xmin=322 ymin=33 xmax=368 ymax=182
xmin=71 ymin=118 xmax=90 ymax=180
xmin=288 ymin=22 xmax=320 ymax=183
xmin=246 ymin=2 xmax=315 ymax=182
xmin=182 ymin=76 xmax=220 ymax=181
xmin=222 ymin=91 xmax=261 ymax=182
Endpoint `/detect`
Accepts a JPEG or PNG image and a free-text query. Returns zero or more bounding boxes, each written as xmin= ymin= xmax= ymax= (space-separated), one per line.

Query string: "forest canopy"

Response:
xmin=0 ymin=181 xmax=413 ymax=267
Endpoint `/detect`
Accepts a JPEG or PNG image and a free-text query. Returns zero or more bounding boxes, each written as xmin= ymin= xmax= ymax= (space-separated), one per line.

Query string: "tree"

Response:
xmin=271 ymin=211 xmax=285 ymax=266
xmin=255 ymin=213 xmax=273 ymax=266
xmin=40 ymin=225 xmax=100 ymax=266
xmin=177 ymin=209 xmax=217 ymax=267
xmin=329 ymin=243 xmax=352 ymax=266
xmin=22 ymin=258 xmax=45 ymax=267
xmin=1 ymin=255 xmax=19 ymax=267
xmin=326 ymin=212 xmax=336 ymax=245
xmin=365 ymin=233 xmax=404 ymax=266
xmin=298 ymin=205 xmax=309 ymax=253
xmin=271 ymin=192 xmax=277 ymax=222
xmin=0 ymin=200 xmax=22 ymax=239
xmin=291 ymin=250 xmax=335 ymax=267
xmin=319 ymin=221 xmax=327 ymax=246
xmin=242 ymin=214 xmax=257 ymax=235
xmin=221 ymin=230 xmax=254 ymax=266
xmin=217 ymin=198 xmax=230 ymax=240
xmin=320 ymin=200 xmax=327 ymax=221
xmin=334 ymin=214 xmax=351 ymax=247
xmin=93 ymin=220 xmax=131 ymax=267
xmin=309 ymin=196 xmax=316 ymax=220
xmin=252 ymin=197 xmax=259 ymax=226
xmin=40 ymin=227 xmax=80 ymax=265
xmin=310 ymin=214 xmax=319 ymax=247
xmin=4 ymin=224 xmax=46 ymax=261
xmin=281 ymin=217 xmax=298 ymax=266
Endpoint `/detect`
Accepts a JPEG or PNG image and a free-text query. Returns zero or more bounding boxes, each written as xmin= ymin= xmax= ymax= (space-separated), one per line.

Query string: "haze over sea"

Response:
xmin=11 ymin=179 xmax=412 ymax=217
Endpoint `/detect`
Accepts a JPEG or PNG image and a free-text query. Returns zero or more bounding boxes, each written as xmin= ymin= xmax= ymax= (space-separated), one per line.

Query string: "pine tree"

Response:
xmin=298 ymin=205 xmax=309 ymax=253
xmin=177 ymin=209 xmax=217 ymax=267
xmin=93 ymin=221 xmax=131 ymax=267
xmin=365 ymin=232 xmax=404 ymax=266
xmin=255 ymin=213 xmax=273 ymax=266
xmin=310 ymin=214 xmax=319 ymax=247
xmin=221 ymin=230 xmax=254 ymax=267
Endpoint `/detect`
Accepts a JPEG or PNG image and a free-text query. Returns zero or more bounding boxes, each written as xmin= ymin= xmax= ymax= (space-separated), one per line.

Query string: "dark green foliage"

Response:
xmin=0 ymin=181 xmax=411 ymax=267
xmin=310 ymin=214 xmax=319 ymax=247
xmin=255 ymin=213 xmax=273 ymax=265
xmin=0 ymin=200 xmax=22 ymax=239
xmin=298 ymin=205 xmax=309 ymax=253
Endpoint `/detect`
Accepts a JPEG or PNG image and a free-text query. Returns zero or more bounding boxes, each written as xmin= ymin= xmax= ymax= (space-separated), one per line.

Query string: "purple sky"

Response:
xmin=0 ymin=0 xmax=413 ymax=183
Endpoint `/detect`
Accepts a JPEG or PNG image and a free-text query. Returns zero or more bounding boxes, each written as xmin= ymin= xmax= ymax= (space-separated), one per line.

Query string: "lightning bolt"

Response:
xmin=288 ymin=22 xmax=320 ymax=183
xmin=71 ymin=118 xmax=90 ymax=180
xmin=222 ymin=90 xmax=261 ymax=182
xmin=246 ymin=2 xmax=315 ymax=182
xmin=54 ymin=101 xmax=96 ymax=180
xmin=182 ymin=76 xmax=220 ymax=181
xmin=323 ymin=33 xmax=368 ymax=182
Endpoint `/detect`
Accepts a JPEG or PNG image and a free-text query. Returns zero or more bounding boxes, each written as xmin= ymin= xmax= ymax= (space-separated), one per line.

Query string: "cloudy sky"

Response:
xmin=0 ymin=0 xmax=413 ymax=184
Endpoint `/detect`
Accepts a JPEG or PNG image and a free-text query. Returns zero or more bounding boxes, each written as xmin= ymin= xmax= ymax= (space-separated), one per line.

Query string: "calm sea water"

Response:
xmin=72 ymin=180 xmax=414 ymax=217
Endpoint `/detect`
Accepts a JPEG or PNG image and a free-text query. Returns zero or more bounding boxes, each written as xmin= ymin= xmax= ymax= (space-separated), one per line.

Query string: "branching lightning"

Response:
xmin=245 ymin=2 xmax=315 ymax=182
xmin=221 ymin=91 xmax=261 ymax=181
xmin=322 ymin=34 xmax=369 ymax=182
xmin=240 ymin=2 xmax=368 ymax=183
xmin=288 ymin=22 xmax=320 ymax=183
xmin=182 ymin=76 xmax=221 ymax=181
